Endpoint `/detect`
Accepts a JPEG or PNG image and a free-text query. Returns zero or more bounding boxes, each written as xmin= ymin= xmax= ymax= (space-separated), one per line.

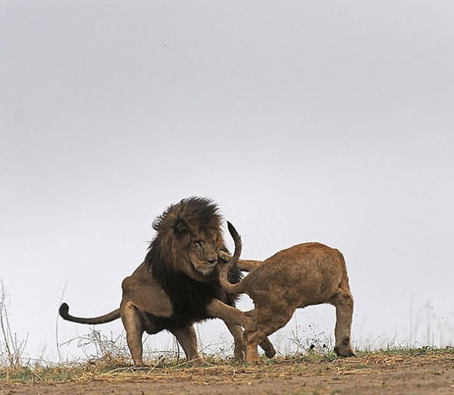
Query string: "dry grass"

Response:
xmin=1 ymin=347 xmax=454 ymax=384
xmin=0 ymin=281 xmax=28 ymax=370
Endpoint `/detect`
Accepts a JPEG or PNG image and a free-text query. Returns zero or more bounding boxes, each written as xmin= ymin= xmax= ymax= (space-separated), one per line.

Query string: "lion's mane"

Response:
xmin=145 ymin=197 xmax=241 ymax=329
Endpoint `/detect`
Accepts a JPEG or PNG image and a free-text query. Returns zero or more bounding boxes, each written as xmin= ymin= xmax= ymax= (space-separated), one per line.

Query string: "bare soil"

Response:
xmin=2 ymin=352 xmax=454 ymax=395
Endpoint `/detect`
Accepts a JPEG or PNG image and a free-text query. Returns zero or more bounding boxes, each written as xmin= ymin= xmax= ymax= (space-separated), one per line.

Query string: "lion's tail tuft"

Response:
xmin=59 ymin=302 xmax=70 ymax=318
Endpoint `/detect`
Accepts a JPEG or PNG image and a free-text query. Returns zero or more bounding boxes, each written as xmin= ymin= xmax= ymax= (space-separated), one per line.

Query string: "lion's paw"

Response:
xmin=218 ymin=250 xmax=231 ymax=262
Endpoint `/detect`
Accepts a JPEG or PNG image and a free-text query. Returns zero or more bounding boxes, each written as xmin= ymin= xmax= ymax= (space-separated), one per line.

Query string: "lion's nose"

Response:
xmin=207 ymin=257 xmax=217 ymax=264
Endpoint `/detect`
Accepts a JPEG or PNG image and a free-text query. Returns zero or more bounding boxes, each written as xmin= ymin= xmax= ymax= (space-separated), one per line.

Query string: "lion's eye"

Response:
xmin=194 ymin=241 xmax=203 ymax=247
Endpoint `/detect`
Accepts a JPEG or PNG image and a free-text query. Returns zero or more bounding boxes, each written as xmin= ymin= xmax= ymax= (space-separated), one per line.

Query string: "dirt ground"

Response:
xmin=2 ymin=353 xmax=454 ymax=395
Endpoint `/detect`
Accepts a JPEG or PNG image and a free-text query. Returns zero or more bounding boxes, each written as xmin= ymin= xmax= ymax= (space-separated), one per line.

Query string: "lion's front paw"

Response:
xmin=334 ymin=346 xmax=356 ymax=358
xmin=233 ymin=346 xmax=246 ymax=361
xmin=190 ymin=357 xmax=208 ymax=366
xmin=218 ymin=250 xmax=232 ymax=262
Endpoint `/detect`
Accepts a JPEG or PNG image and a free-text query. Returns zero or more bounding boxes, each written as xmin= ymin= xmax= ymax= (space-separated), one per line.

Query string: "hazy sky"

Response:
xmin=1 ymin=1 xmax=454 ymax=362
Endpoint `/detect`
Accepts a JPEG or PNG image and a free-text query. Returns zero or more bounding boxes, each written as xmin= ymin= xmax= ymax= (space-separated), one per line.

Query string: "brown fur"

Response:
xmin=219 ymin=222 xmax=356 ymax=363
xmin=60 ymin=198 xmax=257 ymax=365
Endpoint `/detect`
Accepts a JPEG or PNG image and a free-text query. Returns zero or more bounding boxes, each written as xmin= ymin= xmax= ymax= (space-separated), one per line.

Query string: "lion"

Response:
xmin=59 ymin=197 xmax=275 ymax=365
xmin=218 ymin=222 xmax=356 ymax=363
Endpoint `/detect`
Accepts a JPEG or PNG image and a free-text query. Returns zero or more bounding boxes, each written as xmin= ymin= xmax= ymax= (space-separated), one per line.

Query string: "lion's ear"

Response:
xmin=175 ymin=220 xmax=189 ymax=235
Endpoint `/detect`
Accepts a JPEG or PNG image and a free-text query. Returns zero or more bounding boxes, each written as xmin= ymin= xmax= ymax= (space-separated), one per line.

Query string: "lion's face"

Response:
xmin=186 ymin=230 xmax=222 ymax=276
xmin=149 ymin=197 xmax=228 ymax=280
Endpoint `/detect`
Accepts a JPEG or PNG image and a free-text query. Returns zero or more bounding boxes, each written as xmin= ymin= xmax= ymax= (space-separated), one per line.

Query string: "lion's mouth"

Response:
xmin=191 ymin=260 xmax=217 ymax=276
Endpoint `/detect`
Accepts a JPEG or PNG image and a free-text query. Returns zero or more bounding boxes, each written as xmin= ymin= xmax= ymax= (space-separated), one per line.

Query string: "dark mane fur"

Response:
xmin=144 ymin=197 xmax=242 ymax=329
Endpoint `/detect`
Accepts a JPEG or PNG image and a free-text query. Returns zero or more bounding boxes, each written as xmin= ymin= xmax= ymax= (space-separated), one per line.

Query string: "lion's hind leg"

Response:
xmin=242 ymin=310 xmax=276 ymax=359
xmin=121 ymin=301 xmax=145 ymax=365
xmin=244 ymin=325 xmax=281 ymax=363
xmin=329 ymin=290 xmax=356 ymax=357
xmin=259 ymin=338 xmax=276 ymax=359
xmin=224 ymin=313 xmax=275 ymax=361
xmin=244 ymin=303 xmax=293 ymax=363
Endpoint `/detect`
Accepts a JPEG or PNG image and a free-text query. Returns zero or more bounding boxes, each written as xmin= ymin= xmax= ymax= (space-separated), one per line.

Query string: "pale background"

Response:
xmin=1 ymin=1 xmax=453 ymax=363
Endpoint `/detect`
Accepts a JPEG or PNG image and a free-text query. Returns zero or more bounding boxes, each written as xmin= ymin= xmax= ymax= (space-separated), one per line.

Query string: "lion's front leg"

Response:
xmin=206 ymin=299 xmax=251 ymax=328
xmin=206 ymin=299 xmax=252 ymax=360
xmin=218 ymin=251 xmax=264 ymax=272
xmin=206 ymin=299 xmax=274 ymax=360
xmin=170 ymin=325 xmax=206 ymax=366
xmin=223 ymin=321 xmax=246 ymax=360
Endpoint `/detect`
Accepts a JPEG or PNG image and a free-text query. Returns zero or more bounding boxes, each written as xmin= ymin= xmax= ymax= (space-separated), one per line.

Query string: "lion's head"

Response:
xmin=147 ymin=197 xmax=226 ymax=280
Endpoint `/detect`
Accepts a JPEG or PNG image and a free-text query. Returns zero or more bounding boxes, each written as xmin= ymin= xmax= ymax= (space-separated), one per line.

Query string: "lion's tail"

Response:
xmin=59 ymin=303 xmax=120 ymax=325
xmin=219 ymin=222 xmax=247 ymax=295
